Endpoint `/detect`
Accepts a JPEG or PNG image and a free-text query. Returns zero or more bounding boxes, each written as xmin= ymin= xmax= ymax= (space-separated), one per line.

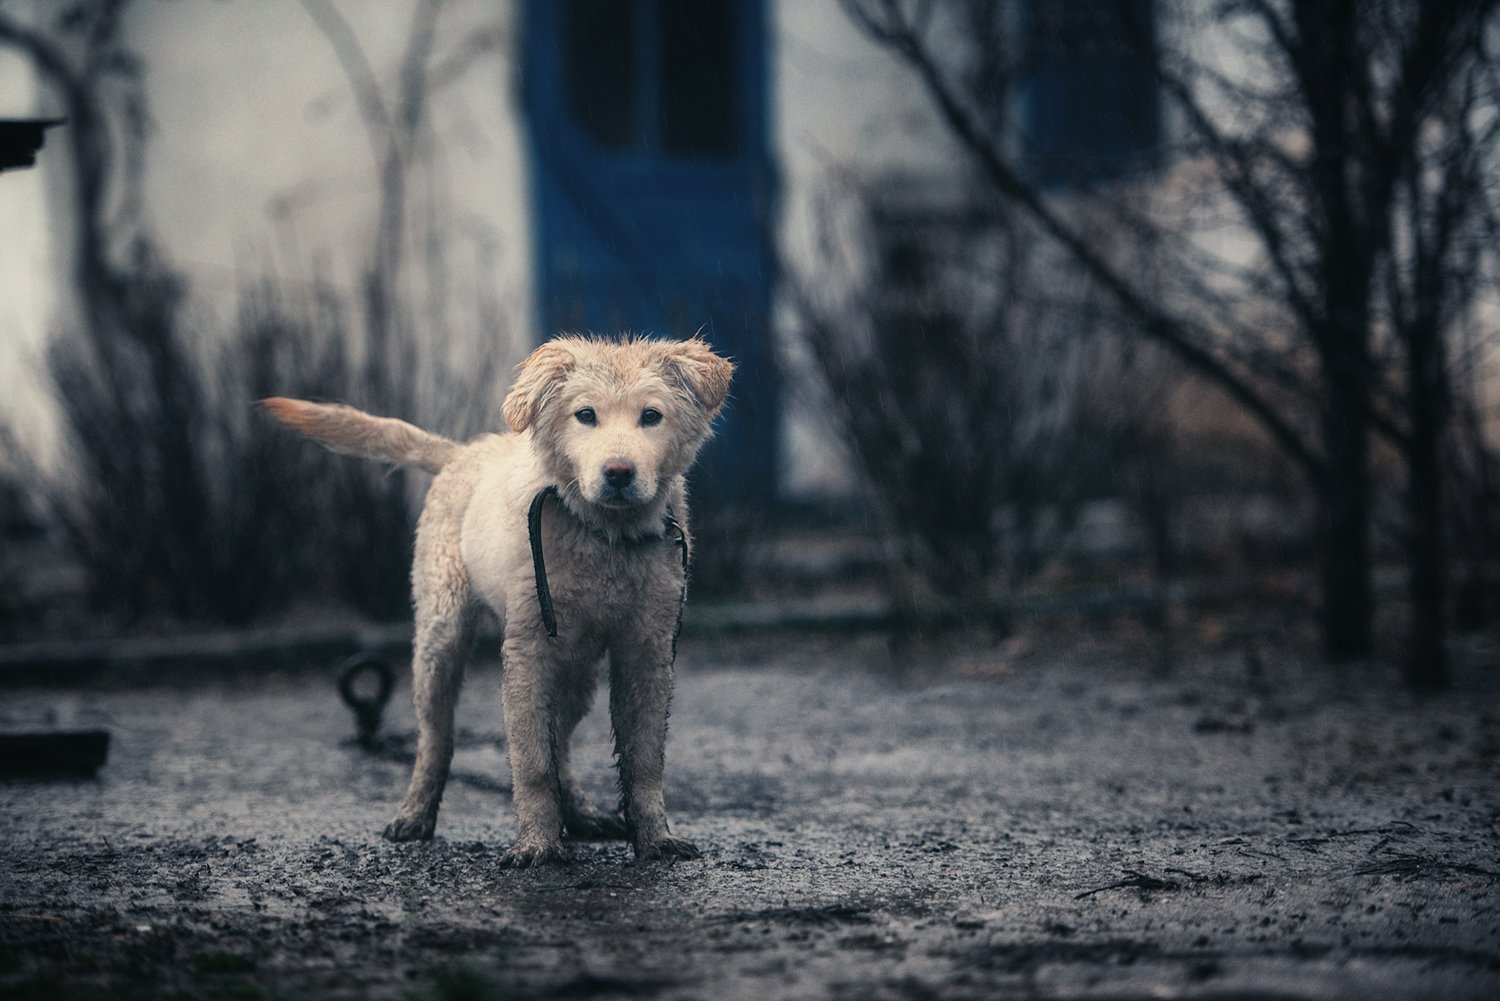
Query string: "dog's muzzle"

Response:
xmin=598 ymin=460 xmax=642 ymax=505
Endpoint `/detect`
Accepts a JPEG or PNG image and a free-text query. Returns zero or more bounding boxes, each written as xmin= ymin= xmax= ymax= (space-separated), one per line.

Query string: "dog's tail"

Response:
xmin=258 ymin=398 xmax=460 ymax=474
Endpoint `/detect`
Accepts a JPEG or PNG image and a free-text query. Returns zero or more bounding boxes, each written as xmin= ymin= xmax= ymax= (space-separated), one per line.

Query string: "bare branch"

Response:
xmin=429 ymin=23 xmax=506 ymax=91
xmin=841 ymin=0 xmax=1322 ymax=477
xmin=298 ymin=0 xmax=392 ymax=166
xmin=1151 ymin=58 xmax=1321 ymax=331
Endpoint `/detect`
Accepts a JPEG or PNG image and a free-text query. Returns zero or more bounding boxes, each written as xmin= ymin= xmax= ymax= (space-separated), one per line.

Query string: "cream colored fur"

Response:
xmin=261 ymin=335 xmax=733 ymax=866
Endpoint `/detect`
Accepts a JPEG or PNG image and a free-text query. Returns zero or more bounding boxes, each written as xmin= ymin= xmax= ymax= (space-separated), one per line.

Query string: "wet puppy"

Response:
xmin=262 ymin=335 xmax=732 ymax=866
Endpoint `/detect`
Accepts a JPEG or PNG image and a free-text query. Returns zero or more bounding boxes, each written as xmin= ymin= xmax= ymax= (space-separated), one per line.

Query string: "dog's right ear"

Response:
xmin=503 ymin=341 xmax=577 ymax=432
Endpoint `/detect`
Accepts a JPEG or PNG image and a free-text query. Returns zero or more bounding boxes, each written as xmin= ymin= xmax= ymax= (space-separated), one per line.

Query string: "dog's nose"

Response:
xmin=603 ymin=461 xmax=636 ymax=489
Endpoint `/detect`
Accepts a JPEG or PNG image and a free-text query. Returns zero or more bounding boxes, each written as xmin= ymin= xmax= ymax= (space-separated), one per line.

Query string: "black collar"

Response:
xmin=527 ymin=485 xmax=688 ymax=638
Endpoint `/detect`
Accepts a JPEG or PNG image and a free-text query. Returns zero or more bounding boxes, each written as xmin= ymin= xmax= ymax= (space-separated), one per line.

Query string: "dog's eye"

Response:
xmin=640 ymin=408 xmax=663 ymax=427
xmin=574 ymin=408 xmax=597 ymax=426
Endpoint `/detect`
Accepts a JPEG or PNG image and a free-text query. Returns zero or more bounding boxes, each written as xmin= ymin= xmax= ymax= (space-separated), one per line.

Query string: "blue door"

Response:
xmin=521 ymin=0 xmax=779 ymax=506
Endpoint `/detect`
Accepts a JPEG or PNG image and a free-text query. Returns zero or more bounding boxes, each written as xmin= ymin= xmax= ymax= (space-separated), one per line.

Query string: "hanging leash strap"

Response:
xmin=662 ymin=511 xmax=690 ymax=572
xmin=661 ymin=511 xmax=690 ymax=650
xmin=528 ymin=486 xmax=561 ymax=637
xmin=528 ymin=486 xmax=689 ymax=640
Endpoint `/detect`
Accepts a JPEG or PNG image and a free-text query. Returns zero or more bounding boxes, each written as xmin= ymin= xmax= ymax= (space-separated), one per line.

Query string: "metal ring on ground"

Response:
xmin=337 ymin=654 xmax=394 ymax=746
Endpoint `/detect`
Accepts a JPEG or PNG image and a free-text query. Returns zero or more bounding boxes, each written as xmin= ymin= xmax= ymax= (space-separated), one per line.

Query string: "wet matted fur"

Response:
xmin=261 ymin=335 xmax=733 ymax=866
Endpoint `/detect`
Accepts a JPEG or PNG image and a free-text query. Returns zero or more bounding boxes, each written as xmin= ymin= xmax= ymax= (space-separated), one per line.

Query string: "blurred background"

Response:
xmin=1 ymin=0 xmax=1497 ymax=689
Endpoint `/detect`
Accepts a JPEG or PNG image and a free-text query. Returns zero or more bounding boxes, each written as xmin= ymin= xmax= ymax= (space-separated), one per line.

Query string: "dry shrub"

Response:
xmin=791 ymin=176 xmax=1174 ymax=622
xmin=30 ymin=246 xmax=501 ymax=628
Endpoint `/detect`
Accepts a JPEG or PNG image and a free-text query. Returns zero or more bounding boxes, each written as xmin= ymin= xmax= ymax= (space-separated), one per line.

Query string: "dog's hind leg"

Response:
xmin=384 ymin=498 xmax=476 ymax=842
xmin=383 ymin=598 xmax=476 ymax=841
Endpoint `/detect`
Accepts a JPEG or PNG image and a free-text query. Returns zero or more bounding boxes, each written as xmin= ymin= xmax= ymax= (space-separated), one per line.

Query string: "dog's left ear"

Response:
xmin=660 ymin=338 xmax=734 ymax=416
xmin=503 ymin=341 xmax=577 ymax=432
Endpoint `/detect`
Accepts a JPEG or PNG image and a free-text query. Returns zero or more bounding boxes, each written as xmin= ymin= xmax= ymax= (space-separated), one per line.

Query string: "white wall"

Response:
xmin=128 ymin=0 xmax=533 ymax=344
xmin=1 ymin=0 xmax=950 ymax=492
xmin=0 ymin=40 xmax=57 ymax=464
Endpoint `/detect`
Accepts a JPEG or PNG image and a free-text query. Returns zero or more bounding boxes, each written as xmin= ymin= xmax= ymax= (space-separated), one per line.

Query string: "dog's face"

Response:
xmin=503 ymin=336 xmax=733 ymax=517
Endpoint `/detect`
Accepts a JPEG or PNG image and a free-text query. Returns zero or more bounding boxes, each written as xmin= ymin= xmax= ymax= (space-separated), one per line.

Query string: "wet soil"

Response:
xmin=2 ymin=634 xmax=1498 ymax=999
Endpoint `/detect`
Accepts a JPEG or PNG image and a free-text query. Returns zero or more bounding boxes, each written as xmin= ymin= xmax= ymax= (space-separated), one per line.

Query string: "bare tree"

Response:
xmin=841 ymin=0 xmax=1500 ymax=686
xmin=789 ymin=173 xmax=1176 ymax=627
xmin=1378 ymin=17 xmax=1500 ymax=682
xmin=299 ymin=0 xmax=441 ymax=413
xmin=297 ymin=0 xmax=508 ymax=420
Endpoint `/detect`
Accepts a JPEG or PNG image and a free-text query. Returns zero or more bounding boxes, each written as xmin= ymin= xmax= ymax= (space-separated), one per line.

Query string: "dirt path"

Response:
xmin=2 ymin=635 xmax=1498 ymax=999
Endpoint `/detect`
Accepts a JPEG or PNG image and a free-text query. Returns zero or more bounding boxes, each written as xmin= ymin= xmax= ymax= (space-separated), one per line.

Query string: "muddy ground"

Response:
xmin=2 ymin=632 xmax=1498 ymax=1000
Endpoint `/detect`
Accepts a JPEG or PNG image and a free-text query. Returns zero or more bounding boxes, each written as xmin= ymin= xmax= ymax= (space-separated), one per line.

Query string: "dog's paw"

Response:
xmin=498 ymin=838 xmax=569 ymax=869
xmin=634 ymin=835 xmax=702 ymax=863
xmin=563 ymin=809 xmax=630 ymax=842
xmin=383 ymin=813 xmax=436 ymax=842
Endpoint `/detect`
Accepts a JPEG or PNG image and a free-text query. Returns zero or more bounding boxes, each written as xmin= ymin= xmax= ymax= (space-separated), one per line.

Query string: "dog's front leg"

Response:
xmin=609 ymin=637 xmax=700 ymax=862
xmin=498 ymin=635 xmax=568 ymax=868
